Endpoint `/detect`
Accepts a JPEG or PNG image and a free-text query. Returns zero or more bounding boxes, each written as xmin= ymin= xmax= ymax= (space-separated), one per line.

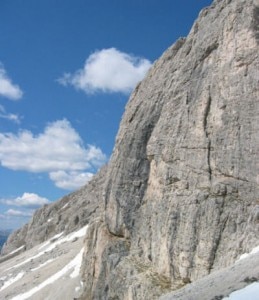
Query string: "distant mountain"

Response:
xmin=0 ymin=230 xmax=12 ymax=250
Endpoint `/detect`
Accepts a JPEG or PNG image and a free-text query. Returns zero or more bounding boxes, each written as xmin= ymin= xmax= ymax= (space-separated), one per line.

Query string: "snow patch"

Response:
xmin=0 ymin=275 xmax=7 ymax=281
xmin=0 ymin=271 xmax=25 ymax=292
xmin=61 ymin=203 xmax=69 ymax=210
xmin=70 ymin=247 xmax=84 ymax=278
xmin=5 ymin=225 xmax=88 ymax=272
xmin=42 ymin=225 xmax=88 ymax=253
xmin=8 ymin=245 xmax=25 ymax=255
xmin=30 ymin=258 xmax=55 ymax=272
xmin=66 ymin=225 xmax=88 ymax=241
xmin=5 ymin=251 xmax=46 ymax=271
xmin=38 ymin=231 xmax=64 ymax=250
xmin=237 ymin=245 xmax=259 ymax=261
xmin=223 ymin=282 xmax=259 ymax=299
xmin=47 ymin=218 xmax=53 ymax=222
xmin=10 ymin=247 xmax=85 ymax=300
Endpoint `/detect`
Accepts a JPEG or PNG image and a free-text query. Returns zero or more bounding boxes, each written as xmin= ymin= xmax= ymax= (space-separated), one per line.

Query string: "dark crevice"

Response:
xmin=209 ymin=211 xmax=229 ymax=273
xmin=201 ymin=42 xmax=219 ymax=62
xmin=216 ymin=171 xmax=249 ymax=183
xmin=207 ymin=140 xmax=212 ymax=180
xmin=252 ymin=6 xmax=259 ymax=43
xmin=203 ymin=88 xmax=212 ymax=180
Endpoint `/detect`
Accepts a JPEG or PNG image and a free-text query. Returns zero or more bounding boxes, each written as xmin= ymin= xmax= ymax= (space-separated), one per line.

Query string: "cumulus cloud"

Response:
xmin=0 ymin=193 xmax=50 ymax=229
xmin=1 ymin=193 xmax=50 ymax=209
xmin=5 ymin=209 xmax=33 ymax=218
xmin=0 ymin=65 xmax=23 ymax=100
xmin=0 ymin=105 xmax=21 ymax=124
xmin=0 ymin=119 xmax=106 ymax=190
xmin=49 ymin=171 xmax=94 ymax=190
xmin=58 ymin=48 xmax=152 ymax=94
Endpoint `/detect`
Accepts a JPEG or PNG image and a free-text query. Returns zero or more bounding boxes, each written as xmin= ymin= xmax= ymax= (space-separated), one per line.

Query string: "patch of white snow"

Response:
xmin=66 ymin=224 xmax=89 ymax=241
xmin=223 ymin=282 xmax=259 ymax=299
xmin=5 ymin=251 xmax=46 ymax=271
xmin=30 ymin=258 xmax=55 ymax=272
xmin=38 ymin=231 xmax=64 ymax=251
xmin=237 ymin=245 xmax=259 ymax=261
xmin=70 ymin=247 xmax=84 ymax=278
xmin=8 ymin=245 xmax=25 ymax=256
xmin=0 ymin=271 xmax=25 ymax=292
xmin=6 ymin=226 xmax=88 ymax=272
xmin=10 ymin=247 xmax=85 ymax=300
xmin=61 ymin=203 xmax=69 ymax=210
xmin=0 ymin=275 xmax=7 ymax=281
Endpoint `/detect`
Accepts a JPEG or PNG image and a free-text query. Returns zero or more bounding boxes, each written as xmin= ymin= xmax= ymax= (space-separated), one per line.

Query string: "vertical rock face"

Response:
xmin=81 ymin=0 xmax=259 ymax=298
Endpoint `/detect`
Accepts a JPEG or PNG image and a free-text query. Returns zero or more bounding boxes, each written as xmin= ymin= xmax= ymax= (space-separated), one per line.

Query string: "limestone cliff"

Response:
xmin=80 ymin=0 xmax=259 ymax=298
xmin=1 ymin=0 xmax=259 ymax=299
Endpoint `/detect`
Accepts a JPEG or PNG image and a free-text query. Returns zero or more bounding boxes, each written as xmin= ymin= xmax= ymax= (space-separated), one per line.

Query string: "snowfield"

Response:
xmin=237 ymin=245 xmax=259 ymax=262
xmin=223 ymin=282 xmax=259 ymax=299
xmin=10 ymin=247 xmax=85 ymax=300
xmin=0 ymin=225 xmax=88 ymax=300
xmin=0 ymin=271 xmax=25 ymax=292
xmin=2 ymin=224 xmax=259 ymax=300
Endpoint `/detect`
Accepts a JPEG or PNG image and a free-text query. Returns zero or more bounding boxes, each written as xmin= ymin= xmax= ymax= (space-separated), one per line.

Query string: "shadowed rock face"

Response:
xmin=1 ymin=0 xmax=259 ymax=299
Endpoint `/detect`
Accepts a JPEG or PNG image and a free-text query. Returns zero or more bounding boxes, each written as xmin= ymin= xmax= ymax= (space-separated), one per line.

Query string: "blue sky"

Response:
xmin=0 ymin=0 xmax=212 ymax=230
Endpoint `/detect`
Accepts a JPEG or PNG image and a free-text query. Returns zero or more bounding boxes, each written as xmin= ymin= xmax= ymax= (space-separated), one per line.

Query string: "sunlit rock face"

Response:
xmin=81 ymin=0 xmax=259 ymax=298
xmin=1 ymin=0 xmax=258 ymax=299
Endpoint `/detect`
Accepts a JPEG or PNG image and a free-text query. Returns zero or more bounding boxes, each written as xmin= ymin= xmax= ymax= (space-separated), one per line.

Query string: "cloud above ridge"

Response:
xmin=0 ymin=192 xmax=50 ymax=229
xmin=58 ymin=48 xmax=152 ymax=94
xmin=0 ymin=119 xmax=106 ymax=190
xmin=49 ymin=170 xmax=94 ymax=190
xmin=1 ymin=193 xmax=50 ymax=209
xmin=5 ymin=209 xmax=33 ymax=218
xmin=0 ymin=65 xmax=23 ymax=100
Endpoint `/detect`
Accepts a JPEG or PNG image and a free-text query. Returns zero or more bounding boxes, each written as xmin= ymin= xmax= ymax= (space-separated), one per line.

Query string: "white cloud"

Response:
xmin=0 ymin=193 xmax=49 ymax=229
xmin=0 ymin=105 xmax=21 ymax=124
xmin=1 ymin=193 xmax=50 ymax=209
xmin=0 ymin=119 xmax=106 ymax=172
xmin=5 ymin=209 xmax=33 ymax=218
xmin=49 ymin=171 xmax=93 ymax=190
xmin=58 ymin=48 xmax=152 ymax=94
xmin=0 ymin=65 xmax=23 ymax=100
xmin=0 ymin=119 xmax=106 ymax=190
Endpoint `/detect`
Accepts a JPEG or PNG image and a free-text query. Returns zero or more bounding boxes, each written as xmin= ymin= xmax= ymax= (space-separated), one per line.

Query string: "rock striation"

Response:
xmin=1 ymin=0 xmax=259 ymax=299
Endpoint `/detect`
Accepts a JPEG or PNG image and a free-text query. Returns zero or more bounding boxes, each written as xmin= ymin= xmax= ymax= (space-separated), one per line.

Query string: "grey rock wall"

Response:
xmin=81 ymin=0 xmax=259 ymax=298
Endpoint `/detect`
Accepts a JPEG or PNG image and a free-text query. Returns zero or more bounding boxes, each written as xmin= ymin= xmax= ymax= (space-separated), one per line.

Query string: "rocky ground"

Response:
xmin=160 ymin=249 xmax=259 ymax=299
xmin=0 ymin=235 xmax=259 ymax=300
xmin=0 ymin=225 xmax=88 ymax=300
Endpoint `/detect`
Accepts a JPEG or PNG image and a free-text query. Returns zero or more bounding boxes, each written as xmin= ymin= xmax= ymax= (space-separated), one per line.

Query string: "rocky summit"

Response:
xmin=1 ymin=0 xmax=259 ymax=299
